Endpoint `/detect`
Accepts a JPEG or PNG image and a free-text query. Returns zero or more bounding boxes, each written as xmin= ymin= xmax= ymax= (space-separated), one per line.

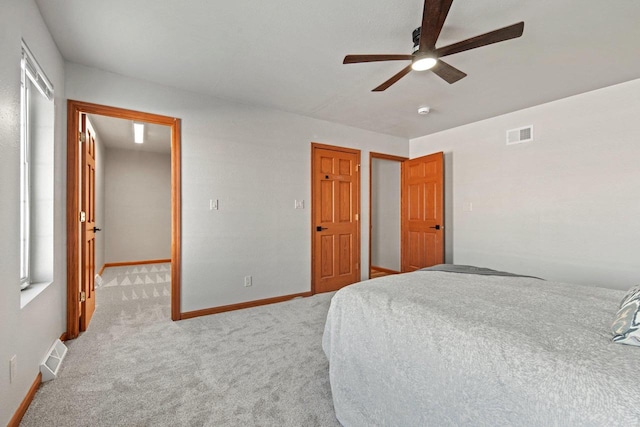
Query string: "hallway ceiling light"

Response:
xmin=133 ymin=122 xmax=144 ymax=144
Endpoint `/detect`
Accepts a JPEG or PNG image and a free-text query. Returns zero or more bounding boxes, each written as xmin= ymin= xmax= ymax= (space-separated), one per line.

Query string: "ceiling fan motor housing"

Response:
xmin=412 ymin=27 xmax=421 ymax=51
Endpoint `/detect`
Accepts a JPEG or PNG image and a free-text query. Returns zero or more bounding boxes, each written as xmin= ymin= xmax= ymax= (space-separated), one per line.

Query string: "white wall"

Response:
xmin=411 ymin=78 xmax=640 ymax=290
xmin=104 ymin=148 xmax=171 ymax=263
xmin=65 ymin=63 xmax=409 ymax=312
xmin=371 ymin=158 xmax=401 ymax=271
xmin=0 ymin=0 xmax=67 ymax=423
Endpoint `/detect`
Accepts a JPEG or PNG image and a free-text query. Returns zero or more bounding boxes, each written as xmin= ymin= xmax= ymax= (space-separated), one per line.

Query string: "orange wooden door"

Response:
xmin=80 ymin=114 xmax=96 ymax=331
xmin=401 ymin=152 xmax=444 ymax=271
xmin=312 ymin=144 xmax=360 ymax=293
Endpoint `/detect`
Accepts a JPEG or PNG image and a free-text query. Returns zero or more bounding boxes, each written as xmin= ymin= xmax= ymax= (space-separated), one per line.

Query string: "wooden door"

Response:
xmin=80 ymin=114 xmax=96 ymax=331
xmin=401 ymin=152 xmax=444 ymax=271
xmin=312 ymin=144 xmax=360 ymax=293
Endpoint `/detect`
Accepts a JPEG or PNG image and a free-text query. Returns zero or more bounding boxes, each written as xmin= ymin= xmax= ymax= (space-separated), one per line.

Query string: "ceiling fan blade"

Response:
xmin=344 ymin=54 xmax=413 ymax=64
xmin=419 ymin=0 xmax=454 ymax=51
xmin=431 ymin=60 xmax=467 ymax=84
xmin=372 ymin=65 xmax=413 ymax=91
xmin=435 ymin=21 xmax=524 ymax=58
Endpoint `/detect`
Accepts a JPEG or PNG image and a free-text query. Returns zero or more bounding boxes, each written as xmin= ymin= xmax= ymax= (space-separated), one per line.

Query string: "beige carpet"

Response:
xmin=21 ymin=264 xmax=340 ymax=426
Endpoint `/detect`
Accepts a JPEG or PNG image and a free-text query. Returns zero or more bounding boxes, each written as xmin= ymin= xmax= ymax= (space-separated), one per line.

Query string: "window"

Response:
xmin=20 ymin=41 xmax=54 ymax=291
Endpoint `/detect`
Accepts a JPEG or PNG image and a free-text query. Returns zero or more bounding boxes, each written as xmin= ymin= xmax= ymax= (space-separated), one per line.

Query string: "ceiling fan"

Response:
xmin=343 ymin=0 xmax=524 ymax=91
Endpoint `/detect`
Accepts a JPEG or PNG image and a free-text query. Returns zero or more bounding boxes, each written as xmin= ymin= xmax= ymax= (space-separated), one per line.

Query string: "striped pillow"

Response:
xmin=612 ymin=286 xmax=640 ymax=347
xmin=619 ymin=285 xmax=640 ymax=308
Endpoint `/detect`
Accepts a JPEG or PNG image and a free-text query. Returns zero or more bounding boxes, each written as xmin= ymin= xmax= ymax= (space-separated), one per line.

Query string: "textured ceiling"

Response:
xmin=37 ymin=0 xmax=640 ymax=139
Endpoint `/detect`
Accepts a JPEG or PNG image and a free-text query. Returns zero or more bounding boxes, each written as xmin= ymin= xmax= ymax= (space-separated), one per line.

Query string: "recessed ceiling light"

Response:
xmin=133 ymin=122 xmax=144 ymax=144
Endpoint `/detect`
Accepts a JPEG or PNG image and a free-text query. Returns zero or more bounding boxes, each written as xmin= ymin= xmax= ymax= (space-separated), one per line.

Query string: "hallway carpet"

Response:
xmin=21 ymin=264 xmax=340 ymax=426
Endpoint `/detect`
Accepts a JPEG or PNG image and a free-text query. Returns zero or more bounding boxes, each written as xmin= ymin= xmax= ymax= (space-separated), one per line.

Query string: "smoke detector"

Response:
xmin=418 ymin=106 xmax=430 ymax=115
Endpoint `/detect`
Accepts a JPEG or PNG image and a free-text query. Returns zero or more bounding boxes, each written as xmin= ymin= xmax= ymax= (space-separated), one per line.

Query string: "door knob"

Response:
xmin=429 ymin=225 xmax=441 ymax=230
xmin=93 ymin=227 xmax=102 ymax=232
xmin=316 ymin=226 xmax=328 ymax=232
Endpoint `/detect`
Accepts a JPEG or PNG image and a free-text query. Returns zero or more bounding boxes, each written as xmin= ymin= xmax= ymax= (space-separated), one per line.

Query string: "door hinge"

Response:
xmin=356 ymin=164 xmax=360 ymax=171
xmin=355 ymin=213 xmax=359 ymax=221
xmin=80 ymin=211 xmax=86 ymax=223
xmin=79 ymin=291 xmax=86 ymax=302
xmin=78 ymin=131 xmax=86 ymax=143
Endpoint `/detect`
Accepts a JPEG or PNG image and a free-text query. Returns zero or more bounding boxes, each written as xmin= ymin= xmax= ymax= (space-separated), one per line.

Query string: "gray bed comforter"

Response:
xmin=322 ymin=269 xmax=640 ymax=426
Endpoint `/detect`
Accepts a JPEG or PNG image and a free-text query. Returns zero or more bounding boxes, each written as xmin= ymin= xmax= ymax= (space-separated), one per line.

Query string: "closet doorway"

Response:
xmin=369 ymin=152 xmax=407 ymax=279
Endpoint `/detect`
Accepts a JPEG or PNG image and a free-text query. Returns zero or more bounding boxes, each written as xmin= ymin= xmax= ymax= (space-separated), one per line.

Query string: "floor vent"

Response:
xmin=506 ymin=125 xmax=533 ymax=145
xmin=40 ymin=339 xmax=68 ymax=382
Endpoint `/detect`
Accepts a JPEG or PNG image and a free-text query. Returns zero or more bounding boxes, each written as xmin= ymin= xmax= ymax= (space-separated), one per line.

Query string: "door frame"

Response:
xmin=66 ymin=100 xmax=182 ymax=339
xmin=310 ymin=142 xmax=361 ymax=294
xmin=368 ymin=152 xmax=408 ymax=278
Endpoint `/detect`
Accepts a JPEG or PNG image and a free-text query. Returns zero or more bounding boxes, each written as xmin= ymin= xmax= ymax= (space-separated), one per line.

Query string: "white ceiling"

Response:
xmin=37 ymin=0 xmax=640 ymax=139
xmin=88 ymin=114 xmax=171 ymax=153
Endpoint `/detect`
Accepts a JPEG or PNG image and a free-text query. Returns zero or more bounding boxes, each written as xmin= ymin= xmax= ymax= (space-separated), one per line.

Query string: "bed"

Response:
xmin=322 ymin=265 xmax=640 ymax=426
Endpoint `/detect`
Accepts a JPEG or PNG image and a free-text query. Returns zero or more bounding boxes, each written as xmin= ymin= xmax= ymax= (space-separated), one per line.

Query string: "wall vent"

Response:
xmin=40 ymin=339 xmax=68 ymax=382
xmin=506 ymin=125 xmax=533 ymax=145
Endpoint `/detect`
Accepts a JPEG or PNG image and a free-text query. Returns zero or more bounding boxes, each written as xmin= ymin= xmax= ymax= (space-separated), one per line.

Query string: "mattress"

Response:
xmin=322 ymin=268 xmax=640 ymax=426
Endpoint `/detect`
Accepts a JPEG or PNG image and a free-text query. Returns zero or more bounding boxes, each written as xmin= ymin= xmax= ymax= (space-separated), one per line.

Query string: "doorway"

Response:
xmin=311 ymin=142 xmax=361 ymax=293
xmin=369 ymin=151 xmax=445 ymax=277
xmin=369 ymin=153 xmax=408 ymax=279
xmin=88 ymin=113 xmax=172 ymax=269
xmin=66 ymin=100 xmax=182 ymax=339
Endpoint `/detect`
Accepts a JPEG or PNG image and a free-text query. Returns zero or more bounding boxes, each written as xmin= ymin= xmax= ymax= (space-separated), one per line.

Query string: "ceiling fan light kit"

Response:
xmin=343 ymin=0 xmax=524 ymax=91
xmin=411 ymin=55 xmax=437 ymax=71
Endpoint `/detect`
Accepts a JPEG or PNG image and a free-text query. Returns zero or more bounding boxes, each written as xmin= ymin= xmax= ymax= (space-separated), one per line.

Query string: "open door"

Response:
xmin=311 ymin=143 xmax=361 ymax=293
xmin=80 ymin=113 xmax=97 ymax=331
xmin=401 ymin=152 xmax=444 ymax=271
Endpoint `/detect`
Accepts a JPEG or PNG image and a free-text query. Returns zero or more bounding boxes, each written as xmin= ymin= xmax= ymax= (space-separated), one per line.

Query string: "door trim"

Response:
xmin=368 ymin=152 xmax=408 ymax=279
xmin=310 ymin=142 xmax=361 ymax=294
xmin=66 ymin=100 xmax=182 ymax=339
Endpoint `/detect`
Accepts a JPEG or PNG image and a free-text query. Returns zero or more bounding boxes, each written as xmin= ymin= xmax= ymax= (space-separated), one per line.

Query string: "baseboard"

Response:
xmin=7 ymin=372 xmax=41 ymax=427
xmin=181 ymin=291 xmax=313 ymax=320
xmin=99 ymin=258 xmax=171 ymax=275
xmin=371 ymin=265 xmax=400 ymax=274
